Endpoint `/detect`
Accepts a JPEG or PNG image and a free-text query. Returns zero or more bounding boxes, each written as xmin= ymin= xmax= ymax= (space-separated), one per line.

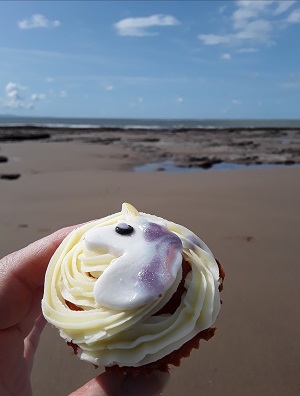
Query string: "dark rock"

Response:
xmin=192 ymin=157 xmax=222 ymax=169
xmin=0 ymin=173 xmax=21 ymax=180
xmin=283 ymin=159 xmax=295 ymax=165
xmin=0 ymin=155 xmax=8 ymax=163
xmin=86 ymin=137 xmax=121 ymax=144
xmin=200 ymin=161 xmax=214 ymax=169
xmin=273 ymin=159 xmax=296 ymax=166
xmin=232 ymin=141 xmax=259 ymax=147
xmin=142 ymin=138 xmax=160 ymax=142
xmin=240 ymin=155 xmax=259 ymax=165
xmin=160 ymin=152 xmax=168 ymax=158
xmin=0 ymin=132 xmax=50 ymax=142
xmin=189 ymin=156 xmax=208 ymax=162
xmin=276 ymin=147 xmax=300 ymax=155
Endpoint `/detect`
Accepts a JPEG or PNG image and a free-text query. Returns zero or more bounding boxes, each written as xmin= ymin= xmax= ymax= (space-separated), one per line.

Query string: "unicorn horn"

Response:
xmin=122 ymin=202 xmax=139 ymax=219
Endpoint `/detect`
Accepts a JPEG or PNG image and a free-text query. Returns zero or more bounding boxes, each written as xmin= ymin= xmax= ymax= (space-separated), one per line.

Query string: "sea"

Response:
xmin=1 ymin=116 xmax=300 ymax=130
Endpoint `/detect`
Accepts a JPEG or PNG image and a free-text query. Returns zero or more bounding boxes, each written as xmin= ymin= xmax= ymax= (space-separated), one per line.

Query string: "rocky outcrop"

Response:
xmin=0 ymin=130 xmax=50 ymax=141
xmin=0 ymin=173 xmax=21 ymax=180
xmin=187 ymin=156 xmax=223 ymax=169
xmin=0 ymin=155 xmax=8 ymax=163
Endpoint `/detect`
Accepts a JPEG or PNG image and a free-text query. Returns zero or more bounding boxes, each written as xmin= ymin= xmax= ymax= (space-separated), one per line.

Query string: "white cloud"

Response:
xmin=198 ymin=34 xmax=231 ymax=45
xmin=232 ymin=6 xmax=261 ymax=30
xmin=273 ymin=1 xmax=296 ymax=15
xmin=2 ymin=82 xmax=26 ymax=108
xmin=46 ymin=89 xmax=68 ymax=99
xmin=114 ymin=14 xmax=180 ymax=37
xmin=237 ymin=47 xmax=258 ymax=53
xmin=105 ymin=85 xmax=114 ymax=91
xmin=198 ymin=0 xmax=298 ymax=50
xmin=235 ymin=19 xmax=272 ymax=42
xmin=232 ymin=2 xmax=274 ymax=44
xmin=222 ymin=108 xmax=229 ymax=115
xmin=129 ymin=96 xmax=145 ymax=108
xmin=219 ymin=4 xmax=228 ymax=14
xmin=0 ymin=82 xmax=39 ymax=110
xmin=176 ymin=96 xmax=184 ymax=103
xmin=221 ymin=53 xmax=232 ymax=60
xmin=45 ymin=76 xmax=54 ymax=83
xmin=18 ymin=14 xmax=61 ymax=29
xmin=286 ymin=8 xmax=300 ymax=23
xmin=31 ymin=93 xmax=46 ymax=101
xmin=232 ymin=98 xmax=242 ymax=105
xmin=5 ymin=82 xmax=24 ymax=99
xmin=59 ymin=90 xmax=68 ymax=98
xmin=235 ymin=1 xmax=274 ymax=12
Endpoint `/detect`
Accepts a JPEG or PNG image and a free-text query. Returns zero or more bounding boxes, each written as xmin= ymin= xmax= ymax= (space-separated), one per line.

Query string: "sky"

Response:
xmin=0 ymin=0 xmax=300 ymax=119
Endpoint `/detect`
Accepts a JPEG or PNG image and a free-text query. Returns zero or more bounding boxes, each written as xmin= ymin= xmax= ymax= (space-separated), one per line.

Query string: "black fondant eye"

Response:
xmin=115 ymin=223 xmax=134 ymax=235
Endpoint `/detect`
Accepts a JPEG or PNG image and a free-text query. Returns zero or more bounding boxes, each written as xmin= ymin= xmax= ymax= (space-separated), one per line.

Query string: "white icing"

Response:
xmin=42 ymin=203 xmax=222 ymax=367
xmin=85 ymin=203 xmax=183 ymax=310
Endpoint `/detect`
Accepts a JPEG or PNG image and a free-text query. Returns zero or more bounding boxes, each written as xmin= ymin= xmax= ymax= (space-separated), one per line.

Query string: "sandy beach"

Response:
xmin=0 ymin=137 xmax=299 ymax=395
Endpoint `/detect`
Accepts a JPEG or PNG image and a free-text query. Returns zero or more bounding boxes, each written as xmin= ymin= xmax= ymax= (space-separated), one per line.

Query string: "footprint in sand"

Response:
xmin=225 ymin=235 xmax=255 ymax=242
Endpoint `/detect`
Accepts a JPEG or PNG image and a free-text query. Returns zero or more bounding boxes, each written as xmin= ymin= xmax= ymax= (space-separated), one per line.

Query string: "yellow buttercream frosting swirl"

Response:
xmin=42 ymin=204 xmax=222 ymax=367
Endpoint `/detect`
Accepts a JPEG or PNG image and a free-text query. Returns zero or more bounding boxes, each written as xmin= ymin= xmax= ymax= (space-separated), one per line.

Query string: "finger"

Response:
xmin=121 ymin=370 xmax=169 ymax=396
xmin=70 ymin=369 xmax=170 ymax=396
xmin=24 ymin=314 xmax=46 ymax=373
xmin=17 ymin=287 xmax=43 ymax=339
xmin=0 ymin=225 xmax=80 ymax=330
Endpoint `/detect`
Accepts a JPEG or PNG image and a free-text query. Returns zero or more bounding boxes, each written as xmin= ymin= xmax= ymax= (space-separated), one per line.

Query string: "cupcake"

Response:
xmin=42 ymin=203 xmax=224 ymax=371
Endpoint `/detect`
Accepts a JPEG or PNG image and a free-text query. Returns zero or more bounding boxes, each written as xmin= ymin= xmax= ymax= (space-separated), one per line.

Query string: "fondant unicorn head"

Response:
xmin=84 ymin=203 xmax=183 ymax=310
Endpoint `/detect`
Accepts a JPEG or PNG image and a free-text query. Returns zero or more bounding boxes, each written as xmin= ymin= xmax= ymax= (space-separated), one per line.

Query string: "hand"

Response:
xmin=0 ymin=227 xmax=169 ymax=396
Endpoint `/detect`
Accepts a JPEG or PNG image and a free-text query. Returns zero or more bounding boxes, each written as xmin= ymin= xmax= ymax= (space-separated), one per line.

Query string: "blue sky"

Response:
xmin=0 ymin=0 xmax=300 ymax=119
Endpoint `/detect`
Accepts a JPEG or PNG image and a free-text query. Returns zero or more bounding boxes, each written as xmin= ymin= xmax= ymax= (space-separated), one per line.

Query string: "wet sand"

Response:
xmin=0 ymin=141 xmax=299 ymax=395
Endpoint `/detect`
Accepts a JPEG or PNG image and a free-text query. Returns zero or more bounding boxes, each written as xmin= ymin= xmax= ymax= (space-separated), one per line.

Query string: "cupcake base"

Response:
xmin=65 ymin=259 xmax=225 ymax=373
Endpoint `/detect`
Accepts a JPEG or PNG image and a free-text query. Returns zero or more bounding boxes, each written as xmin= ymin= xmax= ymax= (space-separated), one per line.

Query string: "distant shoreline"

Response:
xmin=1 ymin=124 xmax=300 ymax=132
xmin=0 ymin=125 xmax=299 ymax=171
xmin=1 ymin=116 xmax=300 ymax=130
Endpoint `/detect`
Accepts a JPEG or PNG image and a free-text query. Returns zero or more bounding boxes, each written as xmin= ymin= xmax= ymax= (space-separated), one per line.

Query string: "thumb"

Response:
xmin=70 ymin=369 xmax=170 ymax=396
